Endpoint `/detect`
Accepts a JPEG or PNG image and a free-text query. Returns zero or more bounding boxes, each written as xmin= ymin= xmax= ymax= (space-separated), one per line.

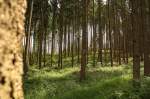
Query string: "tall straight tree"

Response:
xmin=98 ymin=0 xmax=103 ymax=65
xmin=108 ymin=0 xmax=113 ymax=67
xmin=92 ymin=0 xmax=97 ymax=67
xmin=80 ymin=0 xmax=88 ymax=81
xmin=144 ymin=0 xmax=150 ymax=76
xmin=131 ymin=0 xmax=141 ymax=81
xmin=24 ymin=0 xmax=34 ymax=75
xmin=51 ymin=0 xmax=57 ymax=67
xmin=38 ymin=3 xmax=44 ymax=69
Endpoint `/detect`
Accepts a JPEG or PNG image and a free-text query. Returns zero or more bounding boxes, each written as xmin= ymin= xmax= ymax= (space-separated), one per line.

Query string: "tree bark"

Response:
xmin=131 ymin=0 xmax=141 ymax=81
xmin=80 ymin=0 xmax=88 ymax=81
xmin=0 ymin=0 xmax=26 ymax=98
xmin=144 ymin=0 xmax=150 ymax=76
xmin=24 ymin=0 xmax=34 ymax=75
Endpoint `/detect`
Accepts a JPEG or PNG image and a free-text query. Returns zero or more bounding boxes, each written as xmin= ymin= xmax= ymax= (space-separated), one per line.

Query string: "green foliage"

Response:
xmin=24 ymin=56 xmax=150 ymax=99
xmin=140 ymin=77 xmax=150 ymax=99
xmin=23 ymin=64 xmax=143 ymax=99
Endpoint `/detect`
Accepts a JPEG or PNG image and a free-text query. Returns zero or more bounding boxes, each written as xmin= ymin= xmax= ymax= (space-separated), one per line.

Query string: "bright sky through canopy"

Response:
xmin=103 ymin=0 xmax=107 ymax=4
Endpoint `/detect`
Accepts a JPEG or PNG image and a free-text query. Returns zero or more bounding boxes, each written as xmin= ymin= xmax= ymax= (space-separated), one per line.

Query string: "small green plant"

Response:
xmin=140 ymin=77 xmax=150 ymax=99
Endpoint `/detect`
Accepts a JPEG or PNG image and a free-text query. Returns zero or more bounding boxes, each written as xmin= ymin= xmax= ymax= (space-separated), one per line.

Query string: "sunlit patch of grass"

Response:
xmin=27 ymin=66 xmax=79 ymax=79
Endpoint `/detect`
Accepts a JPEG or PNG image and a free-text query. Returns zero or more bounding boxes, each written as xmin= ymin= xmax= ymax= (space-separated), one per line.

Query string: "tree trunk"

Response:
xmin=51 ymin=0 xmax=57 ymax=67
xmin=144 ymin=0 xmax=150 ymax=76
xmin=80 ymin=0 xmax=88 ymax=81
xmin=131 ymin=0 xmax=141 ymax=81
xmin=98 ymin=0 xmax=103 ymax=65
xmin=108 ymin=0 xmax=113 ymax=66
xmin=24 ymin=0 xmax=34 ymax=75
xmin=0 ymin=0 xmax=26 ymax=98
xmin=92 ymin=0 xmax=97 ymax=67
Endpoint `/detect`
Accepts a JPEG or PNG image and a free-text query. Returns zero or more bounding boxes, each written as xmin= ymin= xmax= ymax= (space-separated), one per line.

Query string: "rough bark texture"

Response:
xmin=0 ymin=0 xmax=26 ymax=99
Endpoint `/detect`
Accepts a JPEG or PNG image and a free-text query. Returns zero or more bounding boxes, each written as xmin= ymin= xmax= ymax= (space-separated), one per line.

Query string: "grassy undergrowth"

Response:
xmin=24 ymin=63 xmax=150 ymax=99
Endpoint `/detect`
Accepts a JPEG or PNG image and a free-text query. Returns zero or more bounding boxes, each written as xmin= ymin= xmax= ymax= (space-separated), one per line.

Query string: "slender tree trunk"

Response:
xmin=24 ymin=0 xmax=34 ymax=75
xmin=92 ymin=0 xmax=97 ymax=67
xmin=58 ymin=4 xmax=63 ymax=69
xmin=131 ymin=0 xmax=141 ymax=81
xmin=98 ymin=0 xmax=103 ymax=65
xmin=51 ymin=1 xmax=57 ymax=67
xmin=67 ymin=26 xmax=71 ymax=57
xmin=80 ymin=0 xmax=88 ymax=81
xmin=63 ymin=24 xmax=67 ymax=58
xmin=71 ymin=20 xmax=75 ymax=67
xmin=43 ymin=27 xmax=47 ymax=67
xmin=144 ymin=0 xmax=150 ymax=76
xmin=108 ymin=0 xmax=113 ymax=66
xmin=38 ymin=7 xmax=44 ymax=69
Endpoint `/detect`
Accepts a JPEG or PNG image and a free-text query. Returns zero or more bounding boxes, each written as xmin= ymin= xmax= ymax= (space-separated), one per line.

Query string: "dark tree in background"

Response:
xmin=80 ymin=0 xmax=88 ymax=81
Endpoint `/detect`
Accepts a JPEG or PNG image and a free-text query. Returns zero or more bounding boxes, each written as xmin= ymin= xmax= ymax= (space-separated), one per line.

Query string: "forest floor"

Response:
xmin=24 ymin=61 xmax=150 ymax=99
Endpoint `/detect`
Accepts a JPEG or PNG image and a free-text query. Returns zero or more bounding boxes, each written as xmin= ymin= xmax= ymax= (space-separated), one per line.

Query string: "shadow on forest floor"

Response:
xmin=24 ymin=63 xmax=150 ymax=99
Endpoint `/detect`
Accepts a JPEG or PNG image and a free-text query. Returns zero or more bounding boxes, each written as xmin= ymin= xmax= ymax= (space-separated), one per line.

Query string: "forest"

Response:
xmin=0 ymin=0 xmax=150 ymax=99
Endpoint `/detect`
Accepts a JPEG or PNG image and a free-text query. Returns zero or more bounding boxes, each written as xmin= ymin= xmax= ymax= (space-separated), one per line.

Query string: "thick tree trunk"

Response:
xmin=0 ymin=0 xmax=26 ymax=98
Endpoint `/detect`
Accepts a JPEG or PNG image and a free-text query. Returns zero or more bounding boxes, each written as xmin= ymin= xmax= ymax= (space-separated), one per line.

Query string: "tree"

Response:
xmin=92 ymin=0 xmax=97 ymax=67
xmin=80 ymin=0 xmax=88 ymax=81
xmin=51 ymin=0 xmax=57 ymax=67
xmin=0 ymin=0 xmax=26 ymax=98
xmin=131 ymin=0 xmax=141 ymax=81
xmin=108 ymin=0 xmax=113 ymax=67
xmin=144 ymin=0 xmax=150 ymax=76
xmin=24 ymin=0 xmax=34 ymax=75
xmin=98 ymin=0 xmax=103 ymax=65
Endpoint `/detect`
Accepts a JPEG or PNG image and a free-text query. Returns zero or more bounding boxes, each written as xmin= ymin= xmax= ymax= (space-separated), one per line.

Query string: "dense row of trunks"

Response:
xmin=24 ymin=0 xmax=150 ymax=81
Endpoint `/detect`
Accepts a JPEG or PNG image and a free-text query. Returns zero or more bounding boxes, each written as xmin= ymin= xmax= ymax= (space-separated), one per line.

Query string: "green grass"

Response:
xmin=24 ymin=63 xmax=150 ymax=99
